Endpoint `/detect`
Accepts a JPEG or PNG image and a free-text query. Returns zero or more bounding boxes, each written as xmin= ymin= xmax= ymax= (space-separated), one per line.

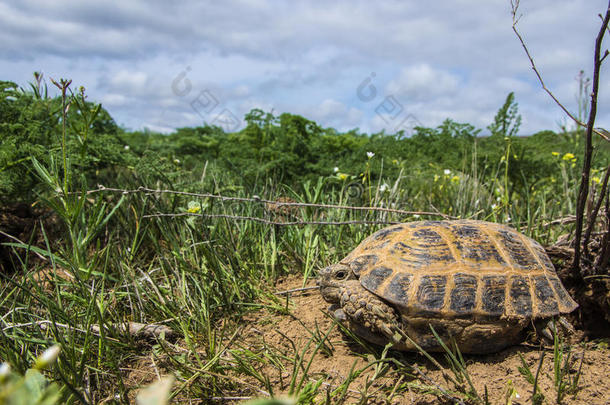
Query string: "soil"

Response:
xmin=237 ymin=276 xmax=610 ymax=405
xmin=0 ymin=203 xmax=62 ymax=273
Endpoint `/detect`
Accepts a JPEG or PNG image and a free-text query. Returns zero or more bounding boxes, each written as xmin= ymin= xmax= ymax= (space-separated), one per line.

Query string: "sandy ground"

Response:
xmin=237 ymin=276 xmax=610 ymax=405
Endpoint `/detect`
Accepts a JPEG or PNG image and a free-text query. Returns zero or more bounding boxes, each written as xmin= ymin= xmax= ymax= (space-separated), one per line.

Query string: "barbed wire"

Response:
xmin=141 ymin=212 xmax=407 ymax=226
xmin=87 ymin=185 xmax=455 ymax=226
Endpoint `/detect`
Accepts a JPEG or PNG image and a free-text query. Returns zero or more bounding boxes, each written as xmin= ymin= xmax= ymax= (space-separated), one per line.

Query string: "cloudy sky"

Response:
xmin=1 ymin=0 xmax=608 ymax=135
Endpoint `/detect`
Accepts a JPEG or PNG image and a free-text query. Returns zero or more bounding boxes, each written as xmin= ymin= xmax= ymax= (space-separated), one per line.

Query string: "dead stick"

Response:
xmin=583 ymin=164 xmax=610 ymax=255
xmin=274 ymin=286 xmax=319 ymax=295
xmin=511 ymin=0 xmax=610 ymax=142
xmin=572 ymin=3 xmax=610 ymax=275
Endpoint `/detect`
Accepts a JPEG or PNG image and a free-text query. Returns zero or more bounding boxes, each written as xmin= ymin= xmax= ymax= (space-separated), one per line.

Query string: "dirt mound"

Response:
xmin=547 ymin=236 xmax=610 ymax=338
xmin=0 ymin=203 xmax=63 ymax=273
xmin=239 ymin=276 xmax=610 ymax=404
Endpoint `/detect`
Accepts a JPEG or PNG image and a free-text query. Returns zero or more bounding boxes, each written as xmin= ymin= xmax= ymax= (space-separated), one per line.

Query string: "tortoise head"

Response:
xmin=317 ymin=263 xmax=356 ymax=303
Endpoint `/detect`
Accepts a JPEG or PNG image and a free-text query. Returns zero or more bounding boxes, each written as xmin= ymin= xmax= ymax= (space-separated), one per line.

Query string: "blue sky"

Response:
xmin=1 ymin=0 xmax=608 ymax=135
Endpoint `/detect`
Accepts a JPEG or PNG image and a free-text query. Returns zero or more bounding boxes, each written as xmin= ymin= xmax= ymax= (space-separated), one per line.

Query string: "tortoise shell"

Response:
xmin=342 ymin=220 xmax=577 ymax=319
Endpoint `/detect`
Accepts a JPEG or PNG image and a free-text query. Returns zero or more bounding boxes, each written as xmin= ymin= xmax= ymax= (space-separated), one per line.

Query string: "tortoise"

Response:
xmin=318 ymin=220 xmax=578 ymax=354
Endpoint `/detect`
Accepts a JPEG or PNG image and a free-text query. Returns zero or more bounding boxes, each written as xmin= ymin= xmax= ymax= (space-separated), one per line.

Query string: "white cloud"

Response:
xmin=0 ymin=0 xmax=608 ymax=134
xmin=298 ymin=99 xmax=364 ymax=131
xmin=385 ymin=64 xmax=460 ymax=101
xmin=100 ymin=93 xmax=127 ymax=107
xmin=108 ymin=70 xmax=148 ymax=92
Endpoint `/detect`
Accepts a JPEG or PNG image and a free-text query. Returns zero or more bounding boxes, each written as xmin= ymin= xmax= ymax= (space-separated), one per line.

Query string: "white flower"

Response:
xmin=413 ymin=214 xmax=420 ymax=218
xmin=333 ymin=167 xmax=339 ymax=173
xmin=491 ymin=204 xmax=497 ymax=209
xmin=173 ymin=159 xmax=181 ymax=164
xmin=124 ymin=145 xmax=130 ymax=151
xmin=444 ymin=169 xmax=451 ymax=175
xmin=35 ymin=345 xmax=61 ymax=370
xmin=366 ymin=151 xmax=375 ymax=159
xmin=379 ymin=183 xmax=389 ymax=192
xmin=0 ymin=363 xmax=10 ymax=378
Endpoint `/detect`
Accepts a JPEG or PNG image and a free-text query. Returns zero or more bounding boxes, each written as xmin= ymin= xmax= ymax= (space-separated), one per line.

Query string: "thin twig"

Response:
xmin=511 ymin=0 xmax=610 ymax=142
xmin=2 ymin=320 xmax=175 ymax=340
xmin=208 ymin=397 xmax=253 ymax=402
xmin=274 ymin=286 xmax=320 ymax=296
xmin=572 ymin=3 xmax=610 ymax=274
xmin=594 ymin=197 xmax=610 ymax=269
xmin=542 ymin=216 xmax=577 ymax=227
xmin=2 ymin=320 xmax=91 ymax=335
xmin=583 ymin=164 xmax=610 ymax=255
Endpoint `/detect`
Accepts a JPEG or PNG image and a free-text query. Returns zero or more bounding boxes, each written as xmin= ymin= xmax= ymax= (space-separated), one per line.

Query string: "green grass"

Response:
xmin=0 ymin=162 xmax=586 ymax=402
xmin=1 ymin=79 xmax=608 ymax=404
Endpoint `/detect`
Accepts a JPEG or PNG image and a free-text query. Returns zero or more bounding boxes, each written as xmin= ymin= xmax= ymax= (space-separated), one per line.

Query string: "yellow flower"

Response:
xmin=562 ymin=153 xmax=575 ymax=161
xmin=451 ymin=175 xmax=460 ymax=183
xmin=434 ymin=174 xmax=440 ymax=182
xmin=592 ymin=176 xmax=602 ymax=184
xmin=551 ymin=151 xmax=560 ymax=157
xmin=392 ymin=159 xmax=399 ymax=165
xmin=187 ymin=201 xmax=201 ymax=213
xmin=338 ymin=173 xmax=348 ymax=181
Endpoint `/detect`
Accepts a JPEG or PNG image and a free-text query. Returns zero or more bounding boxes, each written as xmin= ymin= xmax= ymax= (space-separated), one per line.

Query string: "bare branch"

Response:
xmin=2 ymin=320 xmax=176 ymax=340
xmin=511 ymin=1 xmax=610 ymax=142
xmin=572 ymin=2 xmax=610 ymax=273
xmin=583 ymin=164 xmax=610 ymax=255
xmin=274 ymin=286 xmax=319 ymax=296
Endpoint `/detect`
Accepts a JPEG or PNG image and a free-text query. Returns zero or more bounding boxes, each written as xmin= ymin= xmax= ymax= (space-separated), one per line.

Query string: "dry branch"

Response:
xmin=511 ymin=0 xmax=610 ymax=142
xmin=2 ymin=320 xmax=176 ymax=341
xmin=572 ymin=3 xmax=610 ymax=274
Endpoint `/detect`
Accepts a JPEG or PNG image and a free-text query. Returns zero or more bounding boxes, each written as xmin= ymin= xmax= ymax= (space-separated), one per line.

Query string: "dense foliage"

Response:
xmin=1 ymin=76 xmax=609 ymax=403
xmin=3 ymin=79 xmax=608 ymax=218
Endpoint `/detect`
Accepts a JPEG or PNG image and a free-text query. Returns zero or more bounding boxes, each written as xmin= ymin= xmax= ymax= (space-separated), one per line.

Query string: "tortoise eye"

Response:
xmin=335 ymin=270 xmax=347 ymax=280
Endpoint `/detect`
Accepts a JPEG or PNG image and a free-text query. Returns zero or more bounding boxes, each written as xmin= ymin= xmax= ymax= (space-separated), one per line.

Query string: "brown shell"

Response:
xmin=342 ymin=220 xmax=578 ymax=320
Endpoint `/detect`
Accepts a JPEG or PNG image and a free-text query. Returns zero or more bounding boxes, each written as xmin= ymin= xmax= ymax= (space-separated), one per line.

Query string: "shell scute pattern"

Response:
xmin=372 ymin=225 xmax=404 ymax=241
xmin=452 ymin=224 xmax=506 ymax=265
xmin=534 ymin=275 xmax=559 ymax=315
xmin=360 ymin=266 xmax=393 ymax=292
xmin=549 ymin=276 xmax=576 ymax=312
xmin=320 ymin=220 xmax=579 ymax=353
xmin=416 ymin=275 xmax=448 ymax=312
xmin=481 ymin=275 xmax=507 ymax=315
xmin=497 ymin=228 xmax=540 ymax=270
xmin=450 ymin=273 xmax=478 ymax=314
xmin=509 ymin=275 xmax=532 ymax=316
xmin=349 ymin=254 xmax=379 ymax=275
xmin=384 ymin=273 xmax=413 ymax=304
xmin=343 ymin=220 xmax=578 ymax=319
xmin=360 ymin=226 xmax=405 ymax=253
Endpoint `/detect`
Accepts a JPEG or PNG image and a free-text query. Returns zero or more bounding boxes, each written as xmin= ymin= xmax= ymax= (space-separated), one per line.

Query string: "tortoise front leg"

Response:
xmin=336 ymin=280 xmax=402 ymax=345
xmin=536 ymin=316 xmax=576 ymax=343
